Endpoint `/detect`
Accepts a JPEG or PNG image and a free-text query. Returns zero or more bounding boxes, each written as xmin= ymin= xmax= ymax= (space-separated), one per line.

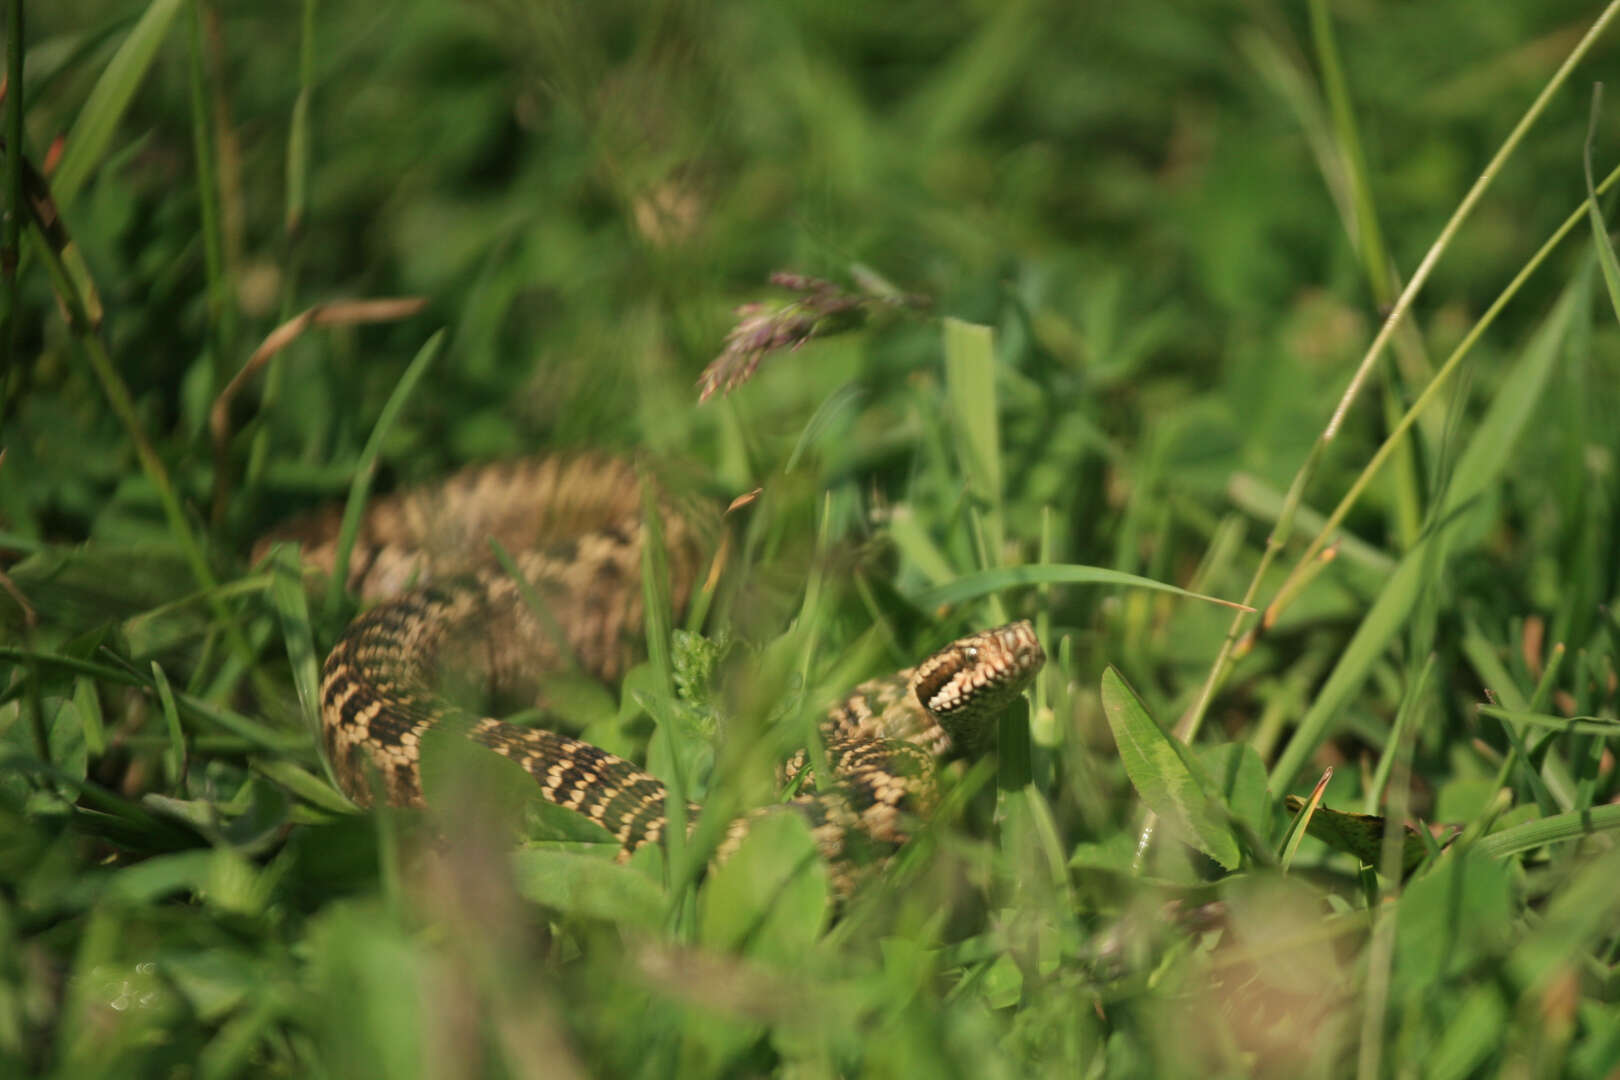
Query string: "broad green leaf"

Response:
xmin=1195 ymin=742 xmax=1269 ymax=839
xmin=699 ymin=811 xmax=829 ymax=964
xmin=1099 ymin=667 xmax=1240 ymax=870
xmin=161 ymin=949 xmax=263 ymax=1024
xmin=1423 ymin=984 xmax=1508 ymax=1080
xmin=1393 ymin=847 xmax=1513 ymax=987
xmin=981 ymin=953 xmax=1023 ymax=1009
xmin=304 ymin=903 xmax=428 ymax=1080
xmin=509 ymin=849 xmax=664 ymax=928
xmin=1434 ymin=777 xmax=1500 ymax=823
xmin=1507 ymin=845 xmax=1620 ymax=989
xmin=44 ymin=697 xmax=89 ymax=792
xmin=104 ymin=850 xmax=217 ymax=904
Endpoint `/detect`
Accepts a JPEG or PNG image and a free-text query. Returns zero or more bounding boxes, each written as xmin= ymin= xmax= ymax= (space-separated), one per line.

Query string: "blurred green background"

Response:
xmin=6 ymin=1 xmax=1620 ymax=1076
xmin=11 ymin=0 xmax=1616 ymax=540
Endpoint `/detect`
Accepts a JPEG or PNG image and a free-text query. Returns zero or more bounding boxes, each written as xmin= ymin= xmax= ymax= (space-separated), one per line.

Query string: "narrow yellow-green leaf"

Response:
xmin=74 ymin=677 xmax=107 ymax=758
xmin=1308 ymin=0 xmax=1393 ymax=302
xmin=285 ymin=0 xmax=318 ymax=234
xmin=264 ymin=543 xmax=346 ymax=797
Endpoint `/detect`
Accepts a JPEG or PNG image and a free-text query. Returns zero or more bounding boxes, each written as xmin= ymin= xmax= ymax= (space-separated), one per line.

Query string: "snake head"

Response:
xmin=910 ymin=620 xmax=1045 ymax=757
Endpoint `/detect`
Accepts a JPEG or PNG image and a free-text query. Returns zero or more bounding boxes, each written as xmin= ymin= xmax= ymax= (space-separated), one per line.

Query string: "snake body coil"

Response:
xmin=279 ymin=458 xmax=1044 ymax=869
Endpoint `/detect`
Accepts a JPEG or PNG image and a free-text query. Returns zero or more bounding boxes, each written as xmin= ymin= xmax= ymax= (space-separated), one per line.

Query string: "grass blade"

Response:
xmin=1271 ymin=276 xmax=1582 ymax=789
xmin=943 ymin=317 xmax=1004 ymax=560
xmin=266 ymin=543 xmax=332 ymax=790
xmin=150 ymin=661 xmax=186 ymax=794
xmin=1584 ymin=83 xmax=1620 ymax=325
xmin=325 ymin=330 xmax=444 ymax=610
xmin=53 ymin=0 xmax=185 ymax=207
xmin=1477 ymin=802 xmax=1620 ymax=860
xmin=911 ymin=562 xmax=1252 ymax=613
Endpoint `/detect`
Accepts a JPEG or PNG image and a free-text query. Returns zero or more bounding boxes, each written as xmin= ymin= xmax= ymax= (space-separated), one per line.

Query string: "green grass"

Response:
xmin=5 ymin=1 xmax=1620 ymax=1076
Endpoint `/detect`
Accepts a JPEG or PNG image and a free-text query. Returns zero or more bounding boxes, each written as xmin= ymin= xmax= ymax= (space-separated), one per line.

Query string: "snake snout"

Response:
xmin=992 ymin=620 xmax=1045 ymax=675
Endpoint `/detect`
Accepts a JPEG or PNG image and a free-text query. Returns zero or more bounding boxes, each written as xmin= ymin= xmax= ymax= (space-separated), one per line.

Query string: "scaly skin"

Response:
xmin=282 ymin=458 xmax=1045 ymax=871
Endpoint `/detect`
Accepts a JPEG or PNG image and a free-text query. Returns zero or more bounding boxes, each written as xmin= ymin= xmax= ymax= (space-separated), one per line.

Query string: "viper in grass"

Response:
xmin=265 ymin=456 xmax=1044 ymax=872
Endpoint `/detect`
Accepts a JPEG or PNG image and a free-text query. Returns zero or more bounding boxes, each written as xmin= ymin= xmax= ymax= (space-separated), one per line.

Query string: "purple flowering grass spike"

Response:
xmin=698 ymin=269 xmax=928 ymax=402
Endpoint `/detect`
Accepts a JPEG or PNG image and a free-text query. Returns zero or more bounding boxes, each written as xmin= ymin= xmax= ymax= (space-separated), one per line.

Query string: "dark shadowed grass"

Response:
xmin=5 ymin=1 xmax=1620 ymax=1077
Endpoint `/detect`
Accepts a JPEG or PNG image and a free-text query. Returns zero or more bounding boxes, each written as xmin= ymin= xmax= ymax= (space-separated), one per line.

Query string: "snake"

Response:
xmin=265 ymin=456 xmax=1045 ymax=873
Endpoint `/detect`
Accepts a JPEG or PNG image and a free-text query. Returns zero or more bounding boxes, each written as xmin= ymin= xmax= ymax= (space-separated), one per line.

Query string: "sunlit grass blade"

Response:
xmin=1279 ymin=768 xmax=1332 ymax=873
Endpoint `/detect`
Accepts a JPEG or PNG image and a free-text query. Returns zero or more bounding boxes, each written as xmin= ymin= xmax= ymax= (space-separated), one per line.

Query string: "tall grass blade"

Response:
xmin=325 ymin=331 xmax=444 ymax=611
xmin=53 ymin=0 xmax=185 ymax=207
xmin=1271 ymin=277 xmax=1582 ymax=788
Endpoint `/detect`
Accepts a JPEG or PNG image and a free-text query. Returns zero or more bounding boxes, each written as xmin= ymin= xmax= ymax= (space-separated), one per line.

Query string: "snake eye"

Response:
xmin=964 ymin=646 xmax=978 ymax=662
